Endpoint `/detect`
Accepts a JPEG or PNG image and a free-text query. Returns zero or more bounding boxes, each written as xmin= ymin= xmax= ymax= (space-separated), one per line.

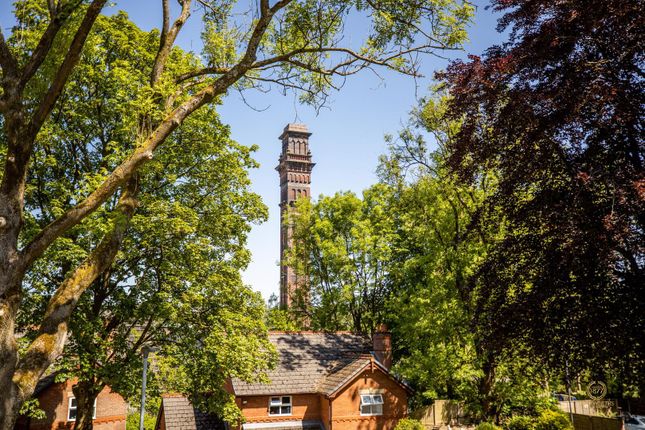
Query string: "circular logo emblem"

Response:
xmin=587 ymin=381 xmax=607 ymax=400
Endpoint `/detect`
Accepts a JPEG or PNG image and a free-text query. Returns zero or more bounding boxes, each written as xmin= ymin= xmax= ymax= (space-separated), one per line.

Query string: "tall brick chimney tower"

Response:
xmin=276 ymin=124 xmax=315 ymax=308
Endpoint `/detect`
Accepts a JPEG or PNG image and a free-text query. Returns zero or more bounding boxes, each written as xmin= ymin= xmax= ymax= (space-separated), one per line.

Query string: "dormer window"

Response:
xmin=269 ymin=396 xmax=292 ymax=416
xmin=360 ymin=394 xmax=384 ymax=416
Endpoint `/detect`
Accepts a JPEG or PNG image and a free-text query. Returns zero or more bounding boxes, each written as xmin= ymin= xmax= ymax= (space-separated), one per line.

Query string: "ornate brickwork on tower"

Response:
xmin=276 ymin=123 xmax=315 ymax=309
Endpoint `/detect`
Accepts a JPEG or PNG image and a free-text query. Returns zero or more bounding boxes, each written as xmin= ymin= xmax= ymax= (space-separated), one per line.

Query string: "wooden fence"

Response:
xmin=570 ymin=414 xmax=623 ymax=430
xmin=558 ymin=400 xmax=618 ymax=417
xmin=412 ymin=400 xmax=470 ymax=429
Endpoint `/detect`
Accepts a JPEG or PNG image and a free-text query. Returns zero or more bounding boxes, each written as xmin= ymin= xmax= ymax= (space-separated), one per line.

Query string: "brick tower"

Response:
xmin=276 ymin=123 xmax=314 ymax=308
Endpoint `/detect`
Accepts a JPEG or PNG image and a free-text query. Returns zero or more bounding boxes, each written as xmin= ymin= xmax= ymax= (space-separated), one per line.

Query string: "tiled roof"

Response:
xmin=231 ymin=332 xmax=372 ymax=396
xmin=158 ymin=396 xmax=226 ymax=430
xmin=316 ymin=356 xmax=372 ymax=395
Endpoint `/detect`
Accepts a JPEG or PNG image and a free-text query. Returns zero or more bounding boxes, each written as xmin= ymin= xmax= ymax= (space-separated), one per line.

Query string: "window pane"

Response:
xmin=270 ymin=397 xmax=281 ymax=405
xmin=361 ymin=405 xmax=370 ymax=414
xmin=70 ymin=398 xmax=77 ymax=407
xmin=269 ymin=406 xmax=280 ymax=415
xmin=282 ymin=396 xmax=291 ymax=405
xmin=281 ymin=406 xmax=291 ymax=415
xmin=68 ymin=408 xmax=77 ymax=420
xmin=374 ymin=404 xmax=383 ymax=415
xmin=373 ymin=394 xmax=384 ymax=404
xmin=361 ymin=395 xmax=372 ymax=404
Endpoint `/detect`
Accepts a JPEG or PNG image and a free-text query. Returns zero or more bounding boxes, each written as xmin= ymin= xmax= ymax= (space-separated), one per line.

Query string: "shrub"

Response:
xmin=507 ymin=415 xmax=536 ymax=430
xmin=477 ymin=422 xmax=503 ymax=430
xmin=126 ymin=412 xmax=157 ymax=430
xmin=395 ymin=418 xmax=426 ymax=430
xmin=535 ymin=410 xmax=572 ymax=430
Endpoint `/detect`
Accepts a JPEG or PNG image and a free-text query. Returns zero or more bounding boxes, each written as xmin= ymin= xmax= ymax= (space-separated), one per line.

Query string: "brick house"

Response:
xmin=156 ymin=330 xmax=411 ymax=430
xmin=14 ymin=375 xmax=127 ymax=430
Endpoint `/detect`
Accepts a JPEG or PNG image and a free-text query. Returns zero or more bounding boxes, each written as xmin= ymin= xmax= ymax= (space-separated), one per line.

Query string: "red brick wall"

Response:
xmin=329 ymin=367 xmax=408 ymax=430
xmin=320 ymin=396 xmax=331 ymax=430
xmin=16 ymin=379 xmax=127 ymax=430
xmin=240 ymin=394 xmax=321 ymax=424
xmin=235 ymin=367 xmax=408 ymax=430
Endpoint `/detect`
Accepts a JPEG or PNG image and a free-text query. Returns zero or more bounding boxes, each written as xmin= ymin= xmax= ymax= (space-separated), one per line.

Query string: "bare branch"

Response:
xmin=150 ymin=0 xmax=192 ymax=86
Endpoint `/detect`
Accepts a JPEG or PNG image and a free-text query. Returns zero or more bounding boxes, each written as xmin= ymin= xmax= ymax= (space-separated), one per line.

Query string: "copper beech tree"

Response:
xmin=0 ymin=0 xmax=473 ymax=426
xmin=440 ymin=0 xmax=644 ymax=390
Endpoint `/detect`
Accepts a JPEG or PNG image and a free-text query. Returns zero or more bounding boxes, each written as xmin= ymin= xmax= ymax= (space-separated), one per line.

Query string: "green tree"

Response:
xmin=380 ymin=94 xmax=551 ymax=421
xmin=0 ymin=0 xmax=474 ymax=427
xmin=15 ymin=11 xmax=273 ymax=429
xmin=266 ymin=293 xmax=300 ymax=331
xmin=287 ymin=186 xmax=396 ymax=334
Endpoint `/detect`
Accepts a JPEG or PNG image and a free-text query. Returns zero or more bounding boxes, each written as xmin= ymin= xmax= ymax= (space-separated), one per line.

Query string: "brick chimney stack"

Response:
xmin=276 ymin=124 xmax=315 ymax=309
xmin=372 ymin=324 xmax=392 ymax=370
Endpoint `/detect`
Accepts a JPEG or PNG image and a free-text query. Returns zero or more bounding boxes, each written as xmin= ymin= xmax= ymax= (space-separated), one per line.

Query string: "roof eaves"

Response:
xmin=324 ymin=355 xmax=414 ymax=398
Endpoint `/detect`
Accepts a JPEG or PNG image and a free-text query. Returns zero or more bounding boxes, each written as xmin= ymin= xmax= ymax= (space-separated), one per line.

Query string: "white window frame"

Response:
xmin=360 ymin=394 xmax=384 ymax=416
xmin=67 ymin=396 xmax=97 ymax=421
xmin=268 ymin=396 xmax=292 ymax=416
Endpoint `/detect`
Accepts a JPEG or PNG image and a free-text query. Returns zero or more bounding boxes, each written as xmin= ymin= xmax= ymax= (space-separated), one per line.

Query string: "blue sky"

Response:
xmin=1 ymin=1 xmax=505 ymax=301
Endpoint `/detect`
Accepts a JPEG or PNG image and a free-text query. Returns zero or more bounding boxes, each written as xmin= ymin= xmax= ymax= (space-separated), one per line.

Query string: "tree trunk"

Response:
xmin=478 ymin=351 xmax=496 ymax=421
xmin=73 ymin=381 xmax=102 ymax=430
xmin=0 ymin=178 xmax=138 ymax=429
xmin=0 ymin=272 xmax=26 ymax=430
xmin=0 ymin=121 xmax=30 ymax=430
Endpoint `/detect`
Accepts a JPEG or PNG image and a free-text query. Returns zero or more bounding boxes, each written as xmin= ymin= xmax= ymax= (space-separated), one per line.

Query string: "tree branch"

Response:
xmin=19 ymin=13 xmax=67 ymax=91
xmin=150 ymin=0 xmax=192 ymax=86
xmin=13 ymin=176 xmax=139 ymax=397
xmin=29 ymin=0 xmax=108 ymax=136
xmin=21 ymin=0 xmax=296 ymax=269
xmin=0 ymin=27 xmax=18 ymax=78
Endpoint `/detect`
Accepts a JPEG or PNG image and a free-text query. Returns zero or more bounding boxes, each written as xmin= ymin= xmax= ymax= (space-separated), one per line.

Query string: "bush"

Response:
xmin=535 ymin=410 xmax=572 ymax=430
xmin=477 ymin=422 xmax=503 ymax=430
xmin=507 ymin=415 xmax=536 ymax=430
xmin=395 ymin=418 xmax=426 ymax=430
xmin=126 ymin=412 xmax=157 ymax=430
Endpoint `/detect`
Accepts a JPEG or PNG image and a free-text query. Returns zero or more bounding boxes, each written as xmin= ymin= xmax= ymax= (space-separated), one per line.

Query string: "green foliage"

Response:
xmin=507 ymin=415 xmax=536 ymax=430
xmin=378 ymin=93 xmax=554 ymax=421
xmin=395 ymin=418 xmax=426 ymax=430
xmin=477 ymin=423 xmax=503 ymax=430
xmin=505 ymin=410 xmax=572 ymax=430
xmin=18 ymin=398 xmax=46 ymax=420
xmin=534 ymin=410 xmax=572 ymax=430
xmin=266 ymin=294 xmax=301 ymax=331
xmin=16 ymin=8 xmax=271 ymax=422
xmin=286 ymin=185 xmax=396 ymax=334
xmin=394 ymin=418 xmax=425 ymax=430
xmin=126 ymin=412 xmax=157 ymax=430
